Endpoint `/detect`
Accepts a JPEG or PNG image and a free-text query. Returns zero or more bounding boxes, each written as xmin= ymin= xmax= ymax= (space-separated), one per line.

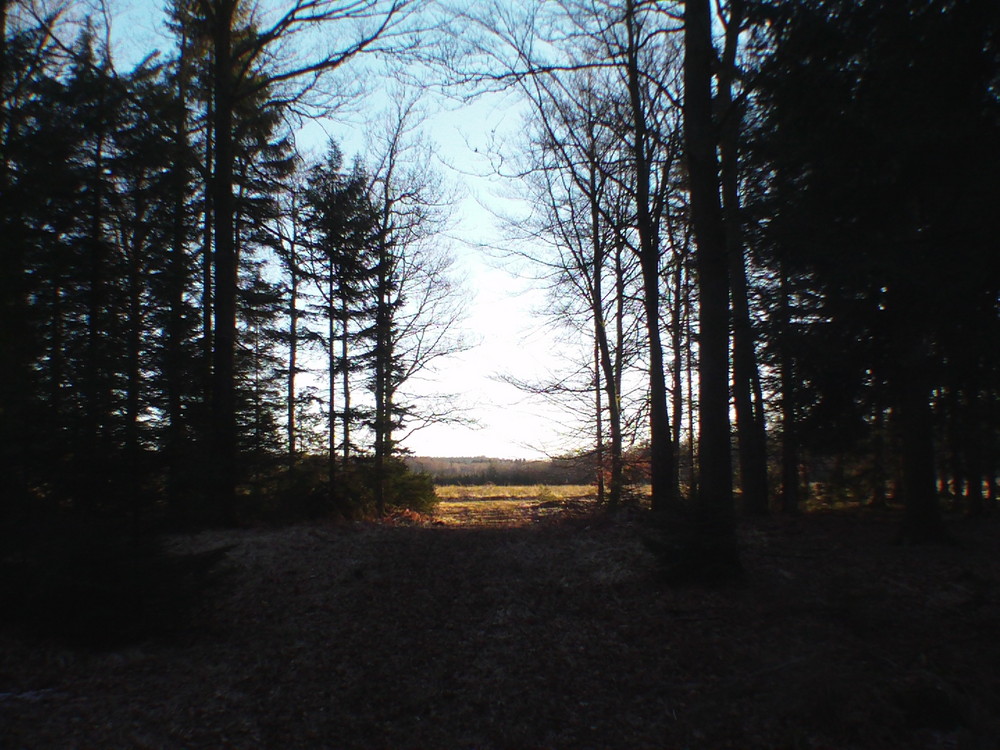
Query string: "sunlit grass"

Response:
xmin=434 ymin=484 xmax=597 ymax=501
xmin=430 ymin=484 xmax=658 ymax=526
xmin=431 ymin=485 xmax=599 ymax=526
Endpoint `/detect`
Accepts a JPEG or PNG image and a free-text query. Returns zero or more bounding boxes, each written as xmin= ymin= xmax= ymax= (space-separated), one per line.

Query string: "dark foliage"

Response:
xmin=745 ymin=0 xmax=1000 ymax=528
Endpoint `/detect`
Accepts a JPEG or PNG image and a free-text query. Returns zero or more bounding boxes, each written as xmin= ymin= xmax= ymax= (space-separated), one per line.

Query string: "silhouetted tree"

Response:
xmin=364 ymin=96 xmax=464 ymax=512
xmin=749 ymin=0 xmax=1000 ymax=539
xmin=0 ymin=0 xmax=66 ymax=514
xmin=683 ymin=0 xmax=741 ymax=577
xmin=184 ymin=0 xmax=416 ymax=518
xmin=717 ymin=0 xmax=769 ymax=516
xmin=451 ymin=0 xmax=686 ymax=509
xmin=301 ymin=143 xmax=380 ymax=500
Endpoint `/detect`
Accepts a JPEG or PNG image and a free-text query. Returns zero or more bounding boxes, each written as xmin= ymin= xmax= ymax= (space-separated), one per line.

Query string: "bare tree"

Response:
xmin=363 ymin=93 xmax=468 ymax=512
xmin=443 ymin=0 xmax=688 ymax=509
xmin=514 ymin=70 xmax=648 ymax=506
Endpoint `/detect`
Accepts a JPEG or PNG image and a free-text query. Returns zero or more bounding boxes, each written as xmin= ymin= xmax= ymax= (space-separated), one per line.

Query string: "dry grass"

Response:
xmin=433 ymin=484 xmax=597 ymax=501
xmin=431 ymin=485 xmax=602 ymax=527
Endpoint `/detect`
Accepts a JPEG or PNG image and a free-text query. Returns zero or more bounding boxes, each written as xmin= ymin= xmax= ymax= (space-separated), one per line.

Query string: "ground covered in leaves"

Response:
xmin=2 ymin=496 xmax=1000 ymax=749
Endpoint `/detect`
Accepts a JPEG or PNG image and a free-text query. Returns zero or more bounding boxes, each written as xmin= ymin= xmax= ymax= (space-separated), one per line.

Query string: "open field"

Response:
xmin=431 ymin=488 xmax=593 ymax=526
xmin=433 ymin=484 xmax=599 ymax=501
xmin=432 ymin=485 xmax=611 ymax=526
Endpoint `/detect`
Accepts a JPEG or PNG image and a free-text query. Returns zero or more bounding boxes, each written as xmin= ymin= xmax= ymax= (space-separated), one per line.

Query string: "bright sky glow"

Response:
xmin=377 ymin=97 xmax=575 ymax=460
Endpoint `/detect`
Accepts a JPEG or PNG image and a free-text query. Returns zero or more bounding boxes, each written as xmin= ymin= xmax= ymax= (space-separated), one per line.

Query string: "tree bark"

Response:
xmin=341 ymin=291 xmax=351 ymax=464
xmin=685 ymin=289 xmax=697 ymax=496
xmin=718 ymin=0 xmax=769 ymax=516
xmin=625 ymin=0 xmax=675 ymax=511
xmin=166 ymin=54 xmax=192 ymax=517
xmin=202 ymin=87 xmax=214 ymax=401
xmin=670 ymin=247 xmax=685 ymax=492
xmin=778 ymin=264 xmax=800 ymax=513
xmin=896 ymin=354 xmax=944 ymax=541
xmin=871 ymin=405 xmax=888 ymax=508
xmin=84 ymin=84 xmax=112 ymax=509
xmin=594 ymin=334 xmax=605 ymax=506
xmin=373 ymin=230 xmax=392 ymax=516
xmin=683 ymin=0 xmax=740 ymax=576
xmin=286 ymin=209 xmax=298 ymax=476
xmin=587 ymin=158 xmax=622 ymax=508
xmin=0 ymin=0 xmax=31 ymax=509
xmin=209 ymin=0 xmax=238 ymax=521
xmin=327 ymin=268 xmax=337 ymax=502
xmin=963 ymin=375 xmax=984 ymax=517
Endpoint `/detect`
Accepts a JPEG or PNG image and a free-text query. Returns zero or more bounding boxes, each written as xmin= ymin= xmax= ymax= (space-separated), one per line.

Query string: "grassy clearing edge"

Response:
xmin=433 ymin=484 xmax=598 ymax=501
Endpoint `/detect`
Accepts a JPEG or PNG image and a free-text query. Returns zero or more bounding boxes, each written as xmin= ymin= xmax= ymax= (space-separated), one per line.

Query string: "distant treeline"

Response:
xmin=405 ymin=457 xmax=595 ymax=486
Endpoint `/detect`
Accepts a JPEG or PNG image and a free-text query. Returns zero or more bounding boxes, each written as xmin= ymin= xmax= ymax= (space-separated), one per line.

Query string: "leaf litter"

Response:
xmin=2 ymin=498 xmax=999 ymax=749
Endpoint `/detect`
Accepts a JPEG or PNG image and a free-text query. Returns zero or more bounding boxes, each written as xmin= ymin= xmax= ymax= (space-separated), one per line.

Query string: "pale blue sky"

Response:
xmin=359 ymin=94 xmax=574 ymax=460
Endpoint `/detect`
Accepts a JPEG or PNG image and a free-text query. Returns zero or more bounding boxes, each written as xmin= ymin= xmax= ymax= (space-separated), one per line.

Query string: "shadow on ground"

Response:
xmin=2 ymin=501 xmax=999 ymax=748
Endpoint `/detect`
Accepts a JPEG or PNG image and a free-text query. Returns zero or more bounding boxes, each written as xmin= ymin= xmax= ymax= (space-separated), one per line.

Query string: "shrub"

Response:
xmin=384 ymin=462 xmax=437 ymax=514
xmin=536 ymin=486 xmax=558 ymax=504
xmin=226 ymin=454 xmax=439 ymax=523
xmin=359 ymin=457 xmax=437 ymax=516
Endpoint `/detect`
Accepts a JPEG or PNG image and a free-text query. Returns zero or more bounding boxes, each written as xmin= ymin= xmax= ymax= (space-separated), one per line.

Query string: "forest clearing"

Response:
xmin=2 ymin=495 xmax=999 ymax=749
xmin=3 ymin=0 xmax=999 ymax=746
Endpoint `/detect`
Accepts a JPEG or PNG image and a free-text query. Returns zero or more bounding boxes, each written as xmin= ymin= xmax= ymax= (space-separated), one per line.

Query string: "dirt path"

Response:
xmin=2 ymin=508 xmax=999 ymax=749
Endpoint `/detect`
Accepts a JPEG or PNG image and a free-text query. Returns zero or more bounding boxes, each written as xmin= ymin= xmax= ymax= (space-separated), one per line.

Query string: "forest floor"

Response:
xmin=2 ymin=493 xmax=1000 ymax=749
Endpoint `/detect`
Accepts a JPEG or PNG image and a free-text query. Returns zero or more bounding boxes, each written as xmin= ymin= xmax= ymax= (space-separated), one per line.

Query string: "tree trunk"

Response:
xmin=588 ymin=167 xmax=621 ymax=508
xmin=85 ymin=103 xmax=111 ymax=509
xmin=373 ymin=237 xmax=391 ymax=516
xmin=684 ymin=0 xmax=740 ymax=577
xmin=947 ymin=386 xmax=964 ymax=502
xmin=611 ymin=241 xmax=626 ymax=505
xmin=718 ymin=0 xmax=768 ymax=516
xmin=889 ymin=284 xmax=945 ymax=542
xmin=896 ymin=360 xmax=944 ymax=541
xmin=685 ymin=291 xmax=697 ymax=496
xmin=202 ymin=90 xmax=214 ymax=399
xmin=0 ymin=0 xmax=30 ymax=510
xmin=124 ymin=228 xmax=144 ymax=515
xmin=166 ymin=57 xmax=191 ymax=518
xmin=209 ymin=0 xmax=238 ymax=521
xmin=287 ymin=223 xmax=298 ymax=476
xmin=596 ymin=318 xmax=625 ymax=508
xmin=327 ymin=268 xmax=337 ymax=503
xmin=341 ymin=291 xmax=351 ymax=464
xmin=670 ymin=249 xmax=685 ymax=492
xmin=963 ymin=378 xmax=984 ymax=517
xmin=871 ymin=406 xmax=888 ymax=508
xmin=594 ymin=335 xmax=606 ymax=506
xmin=625 ymin=0 xmax=675 ymax=511
xmin=730 ymin=249 xmax=770 ymax=514
xmin=778 ymin=264 xmax=800 ymax=514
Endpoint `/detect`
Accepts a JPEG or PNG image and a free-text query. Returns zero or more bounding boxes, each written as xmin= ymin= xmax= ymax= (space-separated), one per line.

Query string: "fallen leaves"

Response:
xmin=1 ymin=503 xmax=998 ymax=748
